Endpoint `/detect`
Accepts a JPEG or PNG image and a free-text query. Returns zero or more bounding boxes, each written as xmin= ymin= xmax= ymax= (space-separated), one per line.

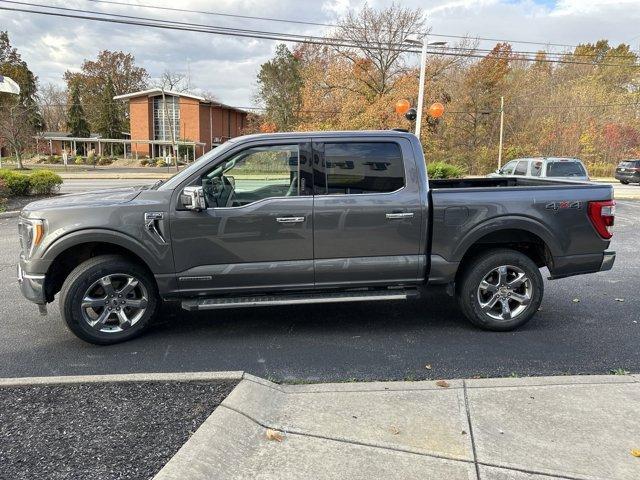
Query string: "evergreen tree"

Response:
xmin=96 ymin=76 xmax=122 ymax=138
xmin=66 ymin=83 xmax=90 ymax=138
xmin=0 ymin=30 xmax=44 ymax=130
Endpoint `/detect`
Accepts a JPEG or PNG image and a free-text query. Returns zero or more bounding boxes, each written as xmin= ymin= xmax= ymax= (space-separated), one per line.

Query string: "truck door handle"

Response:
xmin=276 ymin=216 xmax=305 ymax=223
xmin=385 ymin=212 xmax=414 ymax=219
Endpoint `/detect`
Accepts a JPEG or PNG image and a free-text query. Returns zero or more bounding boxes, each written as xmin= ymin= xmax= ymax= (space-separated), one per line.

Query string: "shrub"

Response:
xmin=0 ymin=178 xmax=8 ymax=199
xmin=427 ymin=162 xmax=465 ymax=179
xmin=98 ymin=157 xmax=113 ymax=166
xmin=87 ymin=152 xmax=96 ymax=166
xmin=140 ymin=159 xmax=149 ymax=167
xmin=0 ymin=170 xmax=31 ymax=196
xmin=28 ymin=170 xmax=63 ymax=195
xmin=74 ymin=156 xmax=84 ymax=165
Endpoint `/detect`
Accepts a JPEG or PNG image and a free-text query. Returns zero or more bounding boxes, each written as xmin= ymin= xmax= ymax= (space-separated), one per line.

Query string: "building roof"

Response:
xmin=40 ymin=131 xmax=102 ymax=139
xmin=113 ymin=88 xmax=206 ymax=102
xmin=113 ymin=88 xmax=248 ymax=114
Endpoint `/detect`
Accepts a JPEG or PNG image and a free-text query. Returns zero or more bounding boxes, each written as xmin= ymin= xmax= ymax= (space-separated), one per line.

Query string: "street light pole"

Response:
xmin=415 ymin=38 xmax=428 ymax=138
xmin=498 ymin=96 xmax=505 ymax=169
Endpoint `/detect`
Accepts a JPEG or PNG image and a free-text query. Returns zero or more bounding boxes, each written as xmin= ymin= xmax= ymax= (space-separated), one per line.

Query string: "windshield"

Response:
xmin=546 ymin=161 xmax=586 ymax=177
xmin=157 ymin=139 xmax=238 ymax=191
xmin=619 ymin=160 xmax=640 ymax=168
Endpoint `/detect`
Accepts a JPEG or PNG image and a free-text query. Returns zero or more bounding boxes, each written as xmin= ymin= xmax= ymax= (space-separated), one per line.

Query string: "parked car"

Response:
xmin=18 ymin=131 xmax=615 ymax=344
xmin=491 ymin=157 xmax=590 ymax=181
xmin=614 ymin=159 xmax=640 ymax=184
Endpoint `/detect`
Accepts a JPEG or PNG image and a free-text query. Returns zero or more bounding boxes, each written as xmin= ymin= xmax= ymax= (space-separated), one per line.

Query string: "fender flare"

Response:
xmin=42 ymin=229 xmax=166 ymax=273
xmin=451 ymin=215 xmax=562 ymax=262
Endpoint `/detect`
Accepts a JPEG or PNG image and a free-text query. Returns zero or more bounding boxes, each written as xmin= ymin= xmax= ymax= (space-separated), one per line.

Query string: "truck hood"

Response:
xmin=22 ymin=186 xmax=144 ymax=213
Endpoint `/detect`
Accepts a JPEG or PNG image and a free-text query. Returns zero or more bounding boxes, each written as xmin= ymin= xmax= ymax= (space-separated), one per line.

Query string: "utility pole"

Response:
xmin=415 ymin=37 xmax=428 ymax=138
xmin=498 ymin=96 xmax=505 ymax=169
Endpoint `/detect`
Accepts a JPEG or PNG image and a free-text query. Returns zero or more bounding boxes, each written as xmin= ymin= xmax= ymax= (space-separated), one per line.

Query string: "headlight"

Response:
xmin=18 ymin=218 xmax=45 ymax=258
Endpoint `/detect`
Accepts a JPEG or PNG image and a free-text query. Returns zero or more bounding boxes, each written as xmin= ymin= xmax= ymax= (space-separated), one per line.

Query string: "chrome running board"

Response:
xmin=181 ymin=288 xmax=418 ymax=311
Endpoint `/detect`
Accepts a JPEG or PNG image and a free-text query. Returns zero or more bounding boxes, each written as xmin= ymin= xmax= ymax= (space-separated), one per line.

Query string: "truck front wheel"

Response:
xmin=59 ymin=255 xmax=159 ymax=345
xmin=457 ymin=249 xmax=543 ymax=331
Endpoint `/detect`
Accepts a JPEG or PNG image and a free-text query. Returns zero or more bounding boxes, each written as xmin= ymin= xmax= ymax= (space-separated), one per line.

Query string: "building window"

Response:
xmin=153 ymin=96 xmax=180 ymax=141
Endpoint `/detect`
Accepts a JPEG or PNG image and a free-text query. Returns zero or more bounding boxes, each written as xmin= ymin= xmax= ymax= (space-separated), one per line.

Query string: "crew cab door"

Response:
xmin=312 ymin=137 xmax=425 ymax=286
xmin=170 ymin=139 xmax=314 ymax=293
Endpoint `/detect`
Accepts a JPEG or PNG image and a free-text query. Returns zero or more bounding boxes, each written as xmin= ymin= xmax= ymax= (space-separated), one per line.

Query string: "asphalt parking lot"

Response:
xmin=0 ymin=201 xmax=638 ymax=382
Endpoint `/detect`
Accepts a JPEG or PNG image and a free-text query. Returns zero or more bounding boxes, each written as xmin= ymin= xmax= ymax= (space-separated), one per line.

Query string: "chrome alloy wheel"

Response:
xmin=476 ymin=265 xmax=532 ymax=321
xmin=81 ymin=274 xmax=148 ymax=333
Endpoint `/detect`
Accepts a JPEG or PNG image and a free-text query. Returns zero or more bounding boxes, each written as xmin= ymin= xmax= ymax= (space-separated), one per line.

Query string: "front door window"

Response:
xmin=201 ymin=145 xmax=302 ymax=208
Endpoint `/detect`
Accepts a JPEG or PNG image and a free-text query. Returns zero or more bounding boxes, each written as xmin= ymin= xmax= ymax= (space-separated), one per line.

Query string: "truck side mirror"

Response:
xmin=181 ymin=186 xmax=206 ymax=211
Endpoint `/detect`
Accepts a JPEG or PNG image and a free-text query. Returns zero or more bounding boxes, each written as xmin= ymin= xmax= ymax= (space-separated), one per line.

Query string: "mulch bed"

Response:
xmin=0 ymin=380 xmax=237 ymax=480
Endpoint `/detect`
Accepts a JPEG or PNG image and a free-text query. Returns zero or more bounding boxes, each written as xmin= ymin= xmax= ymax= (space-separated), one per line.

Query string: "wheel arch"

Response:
xmin=42 ymin=230 xmax=161 ymax=303
xmin=453 ymin=220 xmax=557 ymax=285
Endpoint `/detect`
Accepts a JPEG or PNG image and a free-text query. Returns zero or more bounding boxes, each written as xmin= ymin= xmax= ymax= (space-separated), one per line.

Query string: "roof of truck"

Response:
xmin=229 ymin=130 xmax=418 ymax=143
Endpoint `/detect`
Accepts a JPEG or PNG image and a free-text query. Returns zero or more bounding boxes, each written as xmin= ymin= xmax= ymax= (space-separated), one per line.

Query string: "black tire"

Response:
xmin=456 ymin=248 xmax=543 ymax=331
xmin=59 ymin=255 xmax=159 ymax=345
xmin=620 ymin=180 xmax=629 ymax=185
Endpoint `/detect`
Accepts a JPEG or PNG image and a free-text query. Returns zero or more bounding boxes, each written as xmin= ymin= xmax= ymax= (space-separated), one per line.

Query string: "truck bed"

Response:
xmin=429 ymin=177 xmax=594 ymax=189
xmin=427 ymin=177 xmax=614 ymax=284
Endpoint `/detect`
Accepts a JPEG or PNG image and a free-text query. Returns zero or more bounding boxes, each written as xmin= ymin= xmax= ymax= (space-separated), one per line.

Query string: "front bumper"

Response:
xmin=600 ymin=251 xmax=616 ymax=272
xmin=614 ymin=172 xmax=640 ymax=182
xmin=17 ymin=263 xmax=46 ymax=305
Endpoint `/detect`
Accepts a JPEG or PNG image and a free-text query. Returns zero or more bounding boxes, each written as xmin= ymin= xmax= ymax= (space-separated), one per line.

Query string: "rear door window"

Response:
xmin=514 ymin=161 xmax=528 ymax=176
xmin=315 ymin=142 xmax=404 ymax=195
xmin=546 ymin=161 xmax=586 ymax=177
xmin=531 ymin=161 xmax=543 ymax=177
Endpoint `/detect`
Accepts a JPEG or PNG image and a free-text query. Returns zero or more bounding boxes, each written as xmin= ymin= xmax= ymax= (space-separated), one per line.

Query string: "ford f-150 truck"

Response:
xmin=18 ymin=131 xmax=616 ymax=344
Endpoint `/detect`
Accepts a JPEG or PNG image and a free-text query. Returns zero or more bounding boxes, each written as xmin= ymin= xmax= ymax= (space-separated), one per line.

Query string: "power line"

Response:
xmin=83 ymin=0 xmax=628 ymax=53
xmin=85 ymin=0 xmax=640 ymax=55
xmin=85 ymin=0 xmax=356 ymax=29
xmin=0 ymin=1 xmax=420 ymax=53
xmin=1 ymin=1 xmax=639 ymax=68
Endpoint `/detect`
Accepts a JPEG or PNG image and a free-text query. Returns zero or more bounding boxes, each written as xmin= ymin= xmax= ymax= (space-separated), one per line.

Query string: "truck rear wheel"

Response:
xmin=457 ymin=249 xmax=543 ymax=331
xmin=59 ymin=255 xmax=159 ymax=345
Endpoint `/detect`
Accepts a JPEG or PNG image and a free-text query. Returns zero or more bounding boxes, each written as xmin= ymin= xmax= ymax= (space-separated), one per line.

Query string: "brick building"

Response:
xmin=113 ymin=89 xmax=248 ymax=158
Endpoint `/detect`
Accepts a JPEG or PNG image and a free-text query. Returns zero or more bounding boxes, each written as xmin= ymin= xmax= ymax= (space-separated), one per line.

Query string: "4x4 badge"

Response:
xmin=545 ymin=201 xmax=582 ymax=210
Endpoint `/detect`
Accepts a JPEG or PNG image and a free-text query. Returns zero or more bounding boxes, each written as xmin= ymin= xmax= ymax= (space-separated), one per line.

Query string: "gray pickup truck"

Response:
xmin=18 ymin=131 xmax=616 ymax=344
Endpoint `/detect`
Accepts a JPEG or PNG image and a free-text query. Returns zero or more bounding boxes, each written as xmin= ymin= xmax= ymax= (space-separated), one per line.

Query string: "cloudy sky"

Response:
xmin=1 ymin=0 xmax=640 ymax=107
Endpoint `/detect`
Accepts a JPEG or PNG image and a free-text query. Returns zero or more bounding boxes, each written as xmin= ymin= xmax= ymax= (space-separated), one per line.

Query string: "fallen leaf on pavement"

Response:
xmin=631 ymin=449 xmax=640 ymax=458
xmin=389 ymin=425 xmax=400 ymax=435
xmin=436 ymin=380 xmax=450 ymax=388
xmin=615 ymin=298 xmax=625 ymax=302
xmin=425 ymin=364 xmax=432 ymax=370
xmin=266 ymin=429 xmax=284 ymax=442
xmin=572 ymin=298 xmax=580 ymax=303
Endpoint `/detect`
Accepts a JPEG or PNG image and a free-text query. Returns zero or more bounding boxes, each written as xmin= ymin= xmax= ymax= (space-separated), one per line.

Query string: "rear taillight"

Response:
xmin=588 ymin=200 xmax=615 ymax=239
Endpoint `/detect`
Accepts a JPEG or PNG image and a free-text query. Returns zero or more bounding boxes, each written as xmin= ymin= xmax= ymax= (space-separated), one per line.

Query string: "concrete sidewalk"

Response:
xmin=154 ymin=374 xmax=640 ymax=480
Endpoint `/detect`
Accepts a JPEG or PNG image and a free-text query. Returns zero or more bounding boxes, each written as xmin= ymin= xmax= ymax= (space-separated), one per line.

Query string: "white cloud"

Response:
xmin=1 ymin=0 xmax=639 ymax=107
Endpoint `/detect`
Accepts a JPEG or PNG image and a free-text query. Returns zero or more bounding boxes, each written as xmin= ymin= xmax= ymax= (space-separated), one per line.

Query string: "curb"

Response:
xmin=0 ymin=210 xmax=20 ymax=219
xmin=0 ymin=371 xmax=245 ymax=387
xmin=59 ymin=174 xmax=172 ymax=180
